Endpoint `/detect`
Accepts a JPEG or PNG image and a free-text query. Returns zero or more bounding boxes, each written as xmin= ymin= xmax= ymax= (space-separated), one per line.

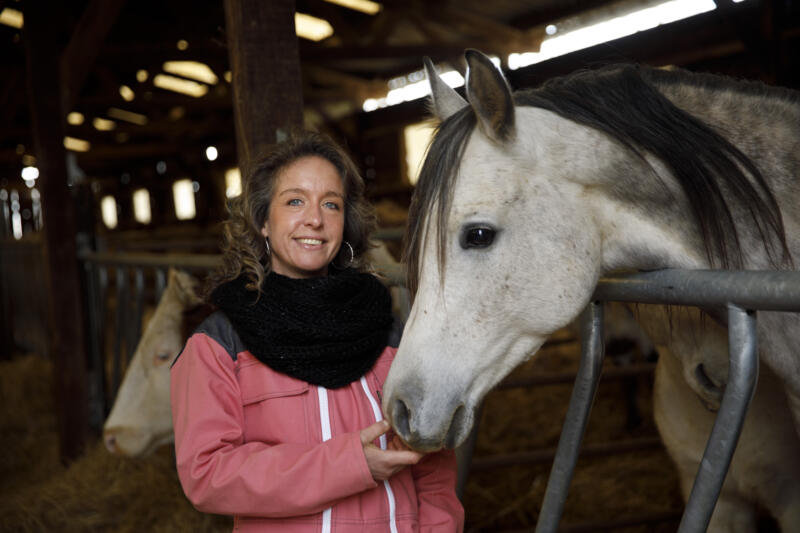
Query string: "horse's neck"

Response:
xmin=657 ymin=79 xmax=800 ymax=225
xmin=594 ymin=194 xmax=707 ymax=273
xmin=596 ymin=81 xmax=800 ymax=272
xmin=655 ymin=79 xmax=800 ymax=154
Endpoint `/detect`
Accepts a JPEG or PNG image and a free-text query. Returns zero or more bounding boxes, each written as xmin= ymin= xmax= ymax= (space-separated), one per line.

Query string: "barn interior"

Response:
xmin=1 ymin=0 xmax=799 ymax=531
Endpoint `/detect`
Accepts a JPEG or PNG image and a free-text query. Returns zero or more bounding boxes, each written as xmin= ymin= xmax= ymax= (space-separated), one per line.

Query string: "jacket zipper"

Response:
xmin=317 ymin=386 xmax=332 ymax=533
xmin=360 ymin=377 xmax=399 ymax=533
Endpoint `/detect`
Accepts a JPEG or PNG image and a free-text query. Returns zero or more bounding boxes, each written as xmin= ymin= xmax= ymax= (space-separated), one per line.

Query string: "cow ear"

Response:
xmin=424 ymin=56 xmax=468 ymax=121
xmin=464 ymin=49 xmax=515 ymax=142
xmin=168 ymin=268 xmax=202 ymax=307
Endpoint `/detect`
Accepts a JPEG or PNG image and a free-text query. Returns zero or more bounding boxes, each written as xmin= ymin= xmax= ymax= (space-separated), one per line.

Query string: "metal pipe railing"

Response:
xmin=593 ymin=269 xmax=800 ymax=311
xmin=536 ymin=269 xmax=800 ymax=533
xmin=536 ymin=301 xmax=606 ymax=533
xmin=678 ymin=305 xmax=758 ymax=532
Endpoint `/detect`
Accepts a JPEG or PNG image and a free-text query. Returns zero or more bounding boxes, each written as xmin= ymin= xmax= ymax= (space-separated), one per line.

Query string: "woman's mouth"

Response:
xmin=296 ymin=238 xmax=323 ymax=245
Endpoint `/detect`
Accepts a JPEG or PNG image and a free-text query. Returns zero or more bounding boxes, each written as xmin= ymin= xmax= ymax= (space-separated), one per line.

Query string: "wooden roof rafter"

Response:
xmin=508 ymin=0 xmax=618 ymax=30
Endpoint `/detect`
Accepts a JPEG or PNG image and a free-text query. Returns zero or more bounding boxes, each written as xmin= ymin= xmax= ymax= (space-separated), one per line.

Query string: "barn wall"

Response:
xmin=0 ymin=236 xmax=50 ymax=358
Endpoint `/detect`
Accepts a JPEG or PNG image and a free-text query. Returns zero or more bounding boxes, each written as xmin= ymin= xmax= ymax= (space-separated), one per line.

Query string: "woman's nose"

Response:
xmin=304 ymin=205 xmax=322 ymax=227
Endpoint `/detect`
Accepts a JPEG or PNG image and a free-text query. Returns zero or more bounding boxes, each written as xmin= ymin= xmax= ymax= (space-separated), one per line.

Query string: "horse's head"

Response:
xmin=382 ymin=50 xmax=792 ymax=451
xmin=382 ymin=50 xmax=611 ymax=451
xmin=103 ymin=268 xmax=206 ymax=457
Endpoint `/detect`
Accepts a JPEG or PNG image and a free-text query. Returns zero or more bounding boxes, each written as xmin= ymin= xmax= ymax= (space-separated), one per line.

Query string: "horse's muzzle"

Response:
xmin=387 ymin=391 xmax=471 ymax=452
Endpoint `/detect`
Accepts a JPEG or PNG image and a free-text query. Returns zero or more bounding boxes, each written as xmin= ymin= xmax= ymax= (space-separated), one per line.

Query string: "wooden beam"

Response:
xmin=362 ymin=8 xmax=401 ymax=46
xmin=224 ymin=0 xmax=304 ymax=176
xmin=300 ymin=43 xmax=467 ymax=62
xmin=64 ymin=114 xmax=234 ymax=144
xmin=60 ymin=0 xmax=127 ymax=112
xmin=509 ymin=0 xmax=618 ymax=30
xmin=79 ymin=92 xmax=233 ymax=113
xmin=424 ymin=5 xmax=524 ymax=43
xmin=23 ymin=1 xmax=89 ymax=463
xmin=302 ymin=0 xmax=362 ymax=45
xmin=418 ymin=5 xmax=546 ymax=56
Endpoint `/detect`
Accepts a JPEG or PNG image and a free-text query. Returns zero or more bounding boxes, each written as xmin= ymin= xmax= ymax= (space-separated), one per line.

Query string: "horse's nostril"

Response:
xmin=393 ymin=398 xmax=411 ymax=440
xmin=445 ymin=404 xmax=467 ymax=449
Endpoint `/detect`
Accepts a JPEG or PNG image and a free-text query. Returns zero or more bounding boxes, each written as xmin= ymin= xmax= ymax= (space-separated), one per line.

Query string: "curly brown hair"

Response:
xmin=206 ymin=131 xmax=377 ymax=296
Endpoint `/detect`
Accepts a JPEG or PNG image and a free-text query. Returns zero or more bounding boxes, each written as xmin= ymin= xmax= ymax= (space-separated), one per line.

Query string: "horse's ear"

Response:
xmin=424 ymin=56 xmax=468 ymax=121
xmin=464 ymin=49 xmax=515 ymax=142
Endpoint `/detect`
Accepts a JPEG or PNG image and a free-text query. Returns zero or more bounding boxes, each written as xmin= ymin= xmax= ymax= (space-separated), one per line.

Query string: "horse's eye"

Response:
xmin=460 ymin=226 xmax=496 ymax=249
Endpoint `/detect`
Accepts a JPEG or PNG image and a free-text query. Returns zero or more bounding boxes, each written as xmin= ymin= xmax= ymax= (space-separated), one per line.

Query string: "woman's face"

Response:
xmin=261 ymin=155 xmax=346 ymax=278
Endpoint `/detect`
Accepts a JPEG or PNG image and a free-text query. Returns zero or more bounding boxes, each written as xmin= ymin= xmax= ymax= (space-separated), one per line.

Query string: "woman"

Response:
xmin=170 ymin=131 xmax=464 ymax=532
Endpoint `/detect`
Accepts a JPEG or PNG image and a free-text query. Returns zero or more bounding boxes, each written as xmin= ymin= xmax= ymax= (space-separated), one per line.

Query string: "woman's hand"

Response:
xmin=360 ymin=420 xmax=425 ymax=481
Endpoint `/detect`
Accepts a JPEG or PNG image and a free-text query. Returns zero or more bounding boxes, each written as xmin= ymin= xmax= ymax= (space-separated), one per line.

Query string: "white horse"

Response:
xmin=381 ymin=49 xmax=800 ymax=457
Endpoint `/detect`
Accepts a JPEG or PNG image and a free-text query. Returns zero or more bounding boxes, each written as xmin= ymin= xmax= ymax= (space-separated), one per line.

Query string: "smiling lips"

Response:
xmin=296 ymin=238 xmax=324 ymax=246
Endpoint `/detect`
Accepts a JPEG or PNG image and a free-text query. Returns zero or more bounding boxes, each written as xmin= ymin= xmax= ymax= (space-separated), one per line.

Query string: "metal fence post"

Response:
xmin=536 ymin=300 xmax=606 ymax=533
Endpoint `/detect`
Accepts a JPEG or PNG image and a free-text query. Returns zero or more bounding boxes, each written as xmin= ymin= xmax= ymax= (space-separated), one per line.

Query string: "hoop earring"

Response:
xmin=333 ymin=241 xmax=354 ymax=269
xmin=343 ymin=241 xmax=354 ymax=266
xmin=264 ymin=237 xmax=271 ymax=256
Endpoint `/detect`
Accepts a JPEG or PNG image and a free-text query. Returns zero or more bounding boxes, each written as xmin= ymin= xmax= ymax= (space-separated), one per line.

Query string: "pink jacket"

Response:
xmin=171 ymin=312 xmax=464 ymax=533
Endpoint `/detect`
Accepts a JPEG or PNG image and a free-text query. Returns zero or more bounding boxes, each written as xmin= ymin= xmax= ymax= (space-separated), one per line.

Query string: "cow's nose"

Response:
xmin=104 ymin=432 xmax=119 ymax=454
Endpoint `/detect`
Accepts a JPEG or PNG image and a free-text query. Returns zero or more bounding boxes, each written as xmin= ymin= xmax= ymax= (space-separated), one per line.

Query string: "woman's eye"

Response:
xmin=324 ymin=201 xmax=340 ymax=210
xmin=460 ymin=226 xmax=496 ymax=249
xmin=288 ymin=198 xmax=303 ymax=206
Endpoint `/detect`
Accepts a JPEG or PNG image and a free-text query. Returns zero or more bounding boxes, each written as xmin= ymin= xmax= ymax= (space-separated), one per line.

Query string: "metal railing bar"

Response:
xmin=535 ymin=301 xmax=606 ymax=533
xmin=127 ymin=268 xmax=145 ymax=362
xmin=677 ymin=305 xmax=759 ymax=533
xmin=82 ymin=251 xmax=407 ymax=287
xmin=595 ymin=270 xmax=800 ymax=311
xmin=97 ymin=266 xmax=108 ymax=363
xmin=112 ymin=266 xmax=128 ymax=394
xmin=81 ymin=251 xmax=221 ymax=270
xmin=84 ymin=262 xmax=107 ymax=426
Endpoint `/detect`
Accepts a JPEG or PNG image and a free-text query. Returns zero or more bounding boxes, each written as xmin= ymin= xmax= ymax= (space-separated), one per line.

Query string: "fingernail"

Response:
xmin=382 ymin=420 xmax=390 ymax=428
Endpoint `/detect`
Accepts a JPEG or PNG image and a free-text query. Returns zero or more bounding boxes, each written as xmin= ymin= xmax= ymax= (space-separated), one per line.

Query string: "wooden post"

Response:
xmin=224 ymin=0 xmax=305 ymax=176
xmin=23 ymin=2 xmax=89 ymax=462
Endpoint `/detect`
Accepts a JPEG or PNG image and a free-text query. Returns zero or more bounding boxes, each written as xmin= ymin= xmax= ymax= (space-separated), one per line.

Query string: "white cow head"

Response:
xmin=103 ymin=269 xmax=205 ymax=457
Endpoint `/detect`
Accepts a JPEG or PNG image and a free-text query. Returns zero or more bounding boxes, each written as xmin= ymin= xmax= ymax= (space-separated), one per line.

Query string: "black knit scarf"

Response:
xmin=210 ymin=268 xmax=393 ymax=389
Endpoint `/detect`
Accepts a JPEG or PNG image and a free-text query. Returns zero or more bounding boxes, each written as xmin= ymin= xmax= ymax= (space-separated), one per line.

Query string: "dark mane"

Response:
xmin=516 ymin=64 xmax=791 ymax=270
xmin=405 ymin=65 xmax=793 ymax=300
xmin=403 ymin=108 xmax=475 ymax=299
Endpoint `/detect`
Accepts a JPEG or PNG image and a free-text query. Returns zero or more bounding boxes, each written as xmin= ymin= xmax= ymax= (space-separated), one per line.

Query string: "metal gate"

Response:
xmin=534 ymin=269 xmax=800 ymax=533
